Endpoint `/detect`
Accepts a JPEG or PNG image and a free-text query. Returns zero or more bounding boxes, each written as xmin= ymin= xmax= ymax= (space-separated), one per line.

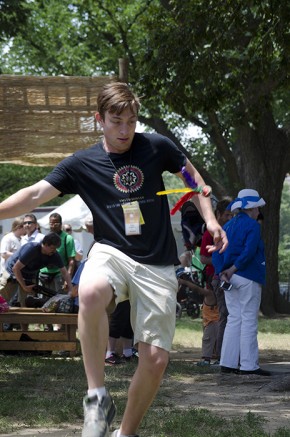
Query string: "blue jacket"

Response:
xmin=212 ymin=212 xmax=266 ymax=285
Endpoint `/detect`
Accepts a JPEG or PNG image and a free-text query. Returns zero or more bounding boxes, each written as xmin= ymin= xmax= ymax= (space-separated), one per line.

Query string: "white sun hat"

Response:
xmin=230 ymin=189 xmax=266 ymax=212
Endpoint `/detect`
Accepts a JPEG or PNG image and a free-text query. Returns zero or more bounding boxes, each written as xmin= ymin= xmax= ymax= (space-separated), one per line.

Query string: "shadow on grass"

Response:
xmin=1 ymin=335 xmax=290 ymax=436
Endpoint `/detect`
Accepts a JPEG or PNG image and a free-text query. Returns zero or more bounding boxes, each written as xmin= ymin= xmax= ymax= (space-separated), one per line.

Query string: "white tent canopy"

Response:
xmin=38 ymin=195 xmax=91 ymax=231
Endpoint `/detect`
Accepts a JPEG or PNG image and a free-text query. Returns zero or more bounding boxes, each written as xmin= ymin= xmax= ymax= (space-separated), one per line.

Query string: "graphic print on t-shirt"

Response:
xmin=113 ymin=165 xmax=144 ymax=194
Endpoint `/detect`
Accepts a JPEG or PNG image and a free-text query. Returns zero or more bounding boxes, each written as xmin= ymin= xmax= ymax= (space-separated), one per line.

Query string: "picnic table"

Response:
xmin=0 ymin=307 xmax=79 ymax=357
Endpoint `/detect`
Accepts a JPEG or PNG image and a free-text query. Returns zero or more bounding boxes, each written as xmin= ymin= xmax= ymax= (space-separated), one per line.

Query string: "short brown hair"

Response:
xmin=215 ymin=198 xmax=232 ymax=216
xmin=11 ymin=217 xmax=24 ymax=232
xmin=97 ymin=82 xmax=140 ymax=120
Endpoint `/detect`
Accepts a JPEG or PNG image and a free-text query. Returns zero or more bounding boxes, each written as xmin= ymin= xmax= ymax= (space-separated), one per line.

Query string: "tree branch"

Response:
xmin=138 ymin=114 xmax=227 ymax=197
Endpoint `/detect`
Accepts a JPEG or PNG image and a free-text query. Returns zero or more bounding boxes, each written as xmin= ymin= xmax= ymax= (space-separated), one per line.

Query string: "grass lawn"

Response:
xmin=173 ymin=314 xmax=290 ymax=352
xmin=1 ymin=315 xmax=290 ymax=436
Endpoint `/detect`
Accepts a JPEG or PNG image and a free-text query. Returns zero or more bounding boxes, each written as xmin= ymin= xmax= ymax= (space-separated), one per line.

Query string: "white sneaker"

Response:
xmin=82 ymin=393 xmax=116 ymax=437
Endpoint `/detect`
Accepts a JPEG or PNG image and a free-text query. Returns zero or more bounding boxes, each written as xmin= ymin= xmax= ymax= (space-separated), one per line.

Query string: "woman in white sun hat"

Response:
xmin=212 ymin=189 xmax=271 ymax=376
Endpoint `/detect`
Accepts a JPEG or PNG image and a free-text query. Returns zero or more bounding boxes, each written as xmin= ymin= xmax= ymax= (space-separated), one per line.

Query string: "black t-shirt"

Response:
xmin=45 ymin=132 xmax=186 ymax=265
xmin=6 ymin=243 xmax=64 ymax=280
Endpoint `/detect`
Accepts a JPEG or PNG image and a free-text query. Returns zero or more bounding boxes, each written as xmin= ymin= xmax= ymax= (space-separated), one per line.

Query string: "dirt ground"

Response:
xmin=168 ymin=348 xmax=290 ymax=436
xmin=2 ymin=349 xmax=290 ymax=437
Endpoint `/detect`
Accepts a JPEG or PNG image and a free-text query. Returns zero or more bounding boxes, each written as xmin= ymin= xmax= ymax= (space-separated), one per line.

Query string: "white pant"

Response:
xmin=220 ymin=274 xmax=262 ymax=371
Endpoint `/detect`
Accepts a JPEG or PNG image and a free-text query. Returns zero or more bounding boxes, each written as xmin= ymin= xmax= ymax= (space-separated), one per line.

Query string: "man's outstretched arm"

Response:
xmin=0 ymin=180 xmax=60 ymax=219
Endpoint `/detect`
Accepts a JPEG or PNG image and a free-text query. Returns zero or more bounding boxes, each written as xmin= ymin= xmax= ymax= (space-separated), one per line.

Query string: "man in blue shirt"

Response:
xmin=6 ymin=232 xmax=72 ymax=306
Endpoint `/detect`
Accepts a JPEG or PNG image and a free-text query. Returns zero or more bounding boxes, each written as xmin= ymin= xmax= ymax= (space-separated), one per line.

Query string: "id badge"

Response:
xmin=122 ymin=201 xmax=143 ymax=236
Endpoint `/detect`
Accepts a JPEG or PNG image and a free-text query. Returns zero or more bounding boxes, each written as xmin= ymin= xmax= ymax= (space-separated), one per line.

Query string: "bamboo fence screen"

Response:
xmin=0 ymin=75 xmax=113 ymax=166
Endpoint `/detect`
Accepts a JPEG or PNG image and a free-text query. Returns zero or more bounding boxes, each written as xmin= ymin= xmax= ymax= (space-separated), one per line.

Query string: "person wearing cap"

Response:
xmin=212 ymin=189 xmax=270 ymax=376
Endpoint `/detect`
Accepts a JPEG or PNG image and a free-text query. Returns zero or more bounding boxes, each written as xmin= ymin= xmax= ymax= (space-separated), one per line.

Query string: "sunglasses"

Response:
xmin=23 ymin=221 xmax=35 ymax=225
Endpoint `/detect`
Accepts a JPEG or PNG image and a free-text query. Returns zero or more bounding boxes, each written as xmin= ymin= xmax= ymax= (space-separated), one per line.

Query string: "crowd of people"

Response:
xmin=0 ymin=81 xmax=269 ymax=437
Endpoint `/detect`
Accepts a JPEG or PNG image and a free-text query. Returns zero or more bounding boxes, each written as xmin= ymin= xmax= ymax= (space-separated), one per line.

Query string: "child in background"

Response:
xmin=200 ymin=198 xmax=232 ymax=364
xmin=178 ymin=275 xmax=219 ymax=366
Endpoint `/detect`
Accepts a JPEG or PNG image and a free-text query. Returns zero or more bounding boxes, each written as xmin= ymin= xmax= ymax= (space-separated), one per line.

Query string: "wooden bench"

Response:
xmin=0 ymin=307 xmax=79 ymax=357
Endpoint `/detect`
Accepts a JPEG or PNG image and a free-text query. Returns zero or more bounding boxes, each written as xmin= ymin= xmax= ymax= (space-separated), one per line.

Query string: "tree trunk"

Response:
xmin=235 ymin=111 xmax=290 ymax=315
xmin=140 ymin=110 xmax=290 ymax=315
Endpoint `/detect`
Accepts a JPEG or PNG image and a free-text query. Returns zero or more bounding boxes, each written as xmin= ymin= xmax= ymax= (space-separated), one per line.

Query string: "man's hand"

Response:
xmin=221 ymin=265 xmax=237 ymax=282
xmin=205 ymin=220 xmax=228 ymax=253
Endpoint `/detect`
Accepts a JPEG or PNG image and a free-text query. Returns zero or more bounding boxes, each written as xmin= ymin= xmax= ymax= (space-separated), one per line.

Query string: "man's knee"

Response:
xmin=151 ymin=352 xmax=169 ymax=378
xmin=79 ymin=279 xmax=114 ymax=310
xmin=139 ymin=344 xmax=169 ymax=374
